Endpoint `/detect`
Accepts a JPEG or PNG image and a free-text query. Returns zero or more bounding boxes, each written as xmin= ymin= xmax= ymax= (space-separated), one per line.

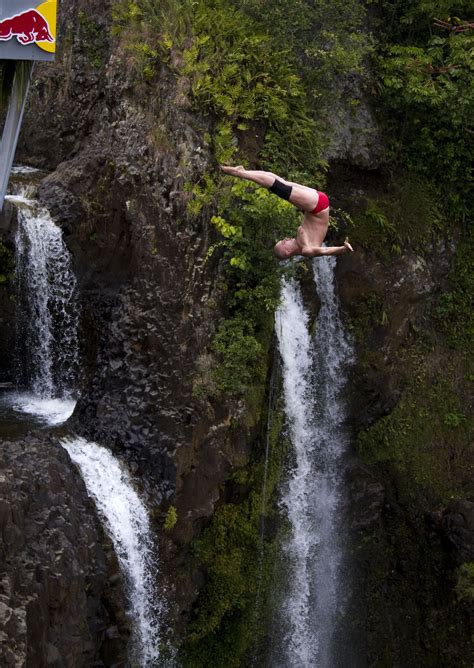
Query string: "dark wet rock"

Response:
xmin=0 ymin=202 xmax=17 ymax=383
xmin=0 ymin=435 xmax=128 ymax=666
xmin=325 ymin=77 xmax=384 ymax=169
xmin=296 ymin=260 xmax=321 ymax=332
xmin=441 ymin=501 xmax=474 ymax=564
xmin=337 ymin=239 xmax=453 ymax=431
xmin=347 ymin=462 xmax=385 ymax=530
xmin=4 ymin=0 xmax=264 ymax=639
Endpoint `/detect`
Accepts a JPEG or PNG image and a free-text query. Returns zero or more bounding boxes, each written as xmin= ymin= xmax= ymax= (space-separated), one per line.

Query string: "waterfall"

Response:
xmin=274 ymin=256 xmax=353 ymax=667
xmin=5 ymin=173 xmax=165 ymax=665
xmin=14 ymin=195 xmax=79 ymax=399
xmin=3 ymin=186 xmax=79 ymax=425
xmin=61 ymin=436 xmax=163 ymax=667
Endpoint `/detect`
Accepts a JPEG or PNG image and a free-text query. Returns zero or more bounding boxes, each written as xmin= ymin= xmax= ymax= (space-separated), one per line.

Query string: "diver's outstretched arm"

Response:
xmin=309 ymin=246 xmax=347 ymax=257
xmin=297 ymin=228 xmax=354 ymax=257
xmin=304 ymin=238 xmax=354 ymax=257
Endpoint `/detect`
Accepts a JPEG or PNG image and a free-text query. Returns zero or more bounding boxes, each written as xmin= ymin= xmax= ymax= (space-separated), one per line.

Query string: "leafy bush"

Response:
xmin=375 ymin=3 xmax=473 ymax=219
xmin=182 ymin=405 xmax=287 ymax=667
xmin=434 ymin=226 xmax=474 ymax=348
xmin=212 ymin=317 xmax=263 ymax=394
xmin=163 ymin=505 xmax=178 ymax=531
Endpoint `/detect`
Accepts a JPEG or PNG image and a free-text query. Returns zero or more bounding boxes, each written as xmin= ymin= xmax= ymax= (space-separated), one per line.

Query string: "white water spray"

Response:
xmin=274 ymin=257 xmax=352 ymax=667
xmin=13 ymin=193 xmax=79 ymax=399
xmin=61 ymin=436 xmax=162 ymax=666
xmin=6 ymin=176 xmax=165 ymax=665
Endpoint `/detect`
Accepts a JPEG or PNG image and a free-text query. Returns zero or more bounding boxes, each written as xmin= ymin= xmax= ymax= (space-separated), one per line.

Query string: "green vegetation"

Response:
xmin=434 ymin=226 xmax=474 ymax=348
xmin=353 ymin=0 xmax=473 ymax=501
xmin=357 ymin=372 xmax=471 ymax=501
xmin=207 ymin=182 xmax=301 ymax=394
xmin=456 ymin=563 xmax=474 ymax=601
xmin=163 ymin=505 xmax=178 ymax=531
xmin=350 ymin=177 xmax=444 ymax=257
xmin=375 ymin=0 xmax=473 ymax=217
xmin=349 ymin=0 xmax=472 ymax=254
xmin=77 ymin=11 xmax=107 ymax=69
xmin=109 ymin=0 xmax=473 ymax=662
xmin=348 ymin=8 xmax=473 ymax=652
xmin=181 ymin=402 xmax=287 ymax=667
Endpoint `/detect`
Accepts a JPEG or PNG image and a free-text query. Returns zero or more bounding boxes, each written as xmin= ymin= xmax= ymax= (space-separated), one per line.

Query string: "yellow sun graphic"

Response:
xmin=35 ymin=0 xmax=57 ymax=53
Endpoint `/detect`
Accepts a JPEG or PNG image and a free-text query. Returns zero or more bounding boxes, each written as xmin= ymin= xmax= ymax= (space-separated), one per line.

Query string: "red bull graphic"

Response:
xmin=0 ymin=1 xmax=57 ymax=57
xmin=0 ymin=0 xmax=58 ymax=212
xmin=0 ymin=9 xmax=54 ymax=45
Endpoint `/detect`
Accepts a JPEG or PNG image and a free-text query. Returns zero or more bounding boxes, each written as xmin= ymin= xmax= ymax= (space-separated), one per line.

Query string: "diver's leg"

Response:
xmin=220 ymin=166 xmax=318 ymax=211
xmin=220 ymin=165 xmax=277 ymax=187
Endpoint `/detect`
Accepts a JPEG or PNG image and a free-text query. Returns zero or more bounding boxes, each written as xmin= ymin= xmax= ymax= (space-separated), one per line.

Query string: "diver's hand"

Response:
xmin=344 ymin=237 xmax=354 ymax=252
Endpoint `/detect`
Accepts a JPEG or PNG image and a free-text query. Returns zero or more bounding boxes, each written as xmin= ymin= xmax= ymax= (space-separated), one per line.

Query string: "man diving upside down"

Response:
xmin=220 ymin=165 xmax=354 ymax=259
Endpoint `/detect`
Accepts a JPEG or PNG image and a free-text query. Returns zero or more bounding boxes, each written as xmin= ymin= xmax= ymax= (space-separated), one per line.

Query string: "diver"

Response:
xmin=220 ymin=165 xmax=353 ymax=259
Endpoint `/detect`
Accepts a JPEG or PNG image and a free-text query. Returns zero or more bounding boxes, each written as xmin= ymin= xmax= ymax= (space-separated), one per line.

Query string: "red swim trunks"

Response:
xmin=311 ymin=191 xmax=329 ymax=214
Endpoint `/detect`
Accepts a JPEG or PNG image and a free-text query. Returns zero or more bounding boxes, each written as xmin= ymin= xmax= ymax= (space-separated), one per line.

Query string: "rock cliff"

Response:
xmin=6 ymin=0 xmax=268 ymax=647
xmin=0 ymin=435 xmax=127 ymax=666
xmin=0 ymin=0 xmax=471 ymax=664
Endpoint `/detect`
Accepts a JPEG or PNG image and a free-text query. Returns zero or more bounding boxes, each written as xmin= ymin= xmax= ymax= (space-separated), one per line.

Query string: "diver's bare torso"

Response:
xmin=300 ymin=208 xmax=329 ymax=247
xmin=286 ymin=192 xmax=330 ymax=255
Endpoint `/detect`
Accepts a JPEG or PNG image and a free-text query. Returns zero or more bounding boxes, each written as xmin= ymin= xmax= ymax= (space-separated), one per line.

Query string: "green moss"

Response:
xmin=78 ymin=162 xmax=118 ymax=235
xmin=456 ymin=563 xmax=474 ymax=602
xmin=434 ymin=226 xmax=474 ymax=349
xmin=349 ymin=184 xmax=473 ymax=664
xmin=351 ymin=510 xmax=473 ymax=666
xmin=77 ymin=11 xmax=107 ymax=69
xmin=347 ymin=290 xmax=386 ymax=342
xmin=353 ymin=193 xmax=473 ymax=505
xmin=164 ymin=505 xmax=178 ymax=531
xmin=194 ymin=179 xmax=299 ymax=397
xmin=350 ymin=178 xmax=444 ymax=257
xmin=181 ymin=400 xmax=286 ymax=666
xmin=211 ymin=317 xmax=263 ymax=395
xmin=357 ymin=370 xmax=471 ymax=502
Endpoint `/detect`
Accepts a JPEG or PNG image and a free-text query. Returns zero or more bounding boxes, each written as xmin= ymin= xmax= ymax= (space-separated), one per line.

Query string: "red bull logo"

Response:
xmin=0 ymin=2 xmax=56 ymax=53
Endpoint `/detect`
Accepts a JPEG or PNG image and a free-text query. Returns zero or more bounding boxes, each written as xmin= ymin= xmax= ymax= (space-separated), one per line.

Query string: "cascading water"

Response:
xmin=61 ymin=436 xmax=163 ymax=667
xmin=3 ymin=181 xmax=79 ymax=425
xmin=3 ymin=171 xmax=165 ymax=665
xmin=14 ymin=194 xmax=79 ymax=399
xmin=274 ymin=256 xmax=353 ymax=667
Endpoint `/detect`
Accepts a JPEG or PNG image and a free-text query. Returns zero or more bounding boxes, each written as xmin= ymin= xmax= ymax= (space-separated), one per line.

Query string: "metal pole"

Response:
xmin=0 ymin=60 xmax=35 ymax=211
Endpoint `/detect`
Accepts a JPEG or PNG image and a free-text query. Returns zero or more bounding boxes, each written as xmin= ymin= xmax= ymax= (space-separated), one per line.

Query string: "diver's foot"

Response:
xmin=344 ymin=237 xmax=354 ymax=253
xmin=220 ymin=165 xmax=245 ymax=177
